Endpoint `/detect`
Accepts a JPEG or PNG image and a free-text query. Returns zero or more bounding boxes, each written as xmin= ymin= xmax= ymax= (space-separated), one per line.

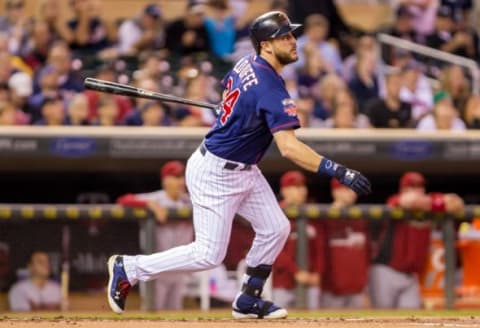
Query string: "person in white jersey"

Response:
xmin=116 ymin=160 xmax=193 ymax=310
xmin=107 ymin=11 xmax=371 ymax=319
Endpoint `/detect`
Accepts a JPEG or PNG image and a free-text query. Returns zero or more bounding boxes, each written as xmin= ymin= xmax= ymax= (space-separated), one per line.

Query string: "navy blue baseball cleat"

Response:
xmin=232 ymin=293 xmax=288 ymax=319
xmin=107 ymin=255 xmax=131 ymax=313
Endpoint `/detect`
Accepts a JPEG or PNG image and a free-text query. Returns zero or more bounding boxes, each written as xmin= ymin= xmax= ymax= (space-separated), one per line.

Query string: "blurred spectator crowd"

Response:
xmin=0 ymin=0 xmax=479 ymax=130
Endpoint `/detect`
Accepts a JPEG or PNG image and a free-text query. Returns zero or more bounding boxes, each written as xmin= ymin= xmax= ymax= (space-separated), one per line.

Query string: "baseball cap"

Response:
xmin=144 ymin=4 xmax=161 ymax=19
xmin=161 ymin=161 xmax=185 ymax=178
xmin=280 ymin=170 xmax=306 ymax=188
xmin=8 ymin=72 xmax=32 ymax=97
xmin=400 ymin=171 xmax=425 ymax=189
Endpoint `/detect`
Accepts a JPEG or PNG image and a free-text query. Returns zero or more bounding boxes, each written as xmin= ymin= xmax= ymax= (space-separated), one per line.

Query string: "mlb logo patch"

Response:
xmin=282 ymin=98 xmax=298 ymax=116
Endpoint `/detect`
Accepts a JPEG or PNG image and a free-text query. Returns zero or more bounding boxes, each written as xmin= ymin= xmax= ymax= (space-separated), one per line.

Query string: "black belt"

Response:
xmin=199 ymin=144 xmax=252 ymax=171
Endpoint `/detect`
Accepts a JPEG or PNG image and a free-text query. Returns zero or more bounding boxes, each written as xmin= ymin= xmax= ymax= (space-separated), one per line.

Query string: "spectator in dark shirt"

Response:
xmin=67 ymin=0 xmax=114 ymax=55
xmin=382 ymin=5 xmax=418 ymax=64
xmin=164 ymin=3 xmax=210 ymax=57
xmin=35 ymin=41 xmax=83 ymax=95
xmin=426 ymin=6 xmax=479 ymax=62
xmin=348 ymin=50 xmax=380 ymax=114
xmin=37 ymin=0 xmax=74 ymax=43
xmin=366 ymin=70 xmax=413 ymax=128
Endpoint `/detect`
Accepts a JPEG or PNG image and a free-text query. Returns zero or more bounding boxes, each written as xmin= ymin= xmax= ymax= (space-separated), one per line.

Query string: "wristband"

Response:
xmin=317 ymin=157 xmax=339 ymax=178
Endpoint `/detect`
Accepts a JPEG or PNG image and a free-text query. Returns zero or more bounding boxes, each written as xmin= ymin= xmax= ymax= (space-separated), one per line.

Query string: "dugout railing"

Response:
xmin=1 ymin=203 xmax=477 ymax=311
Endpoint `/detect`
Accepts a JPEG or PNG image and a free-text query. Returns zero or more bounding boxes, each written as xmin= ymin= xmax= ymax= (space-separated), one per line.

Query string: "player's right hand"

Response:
xmin=335 ymin=166 xmax=371 ymax=196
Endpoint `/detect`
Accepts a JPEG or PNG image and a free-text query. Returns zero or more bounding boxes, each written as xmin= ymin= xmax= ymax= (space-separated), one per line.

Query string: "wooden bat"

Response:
xmin=84 ymin=78 xmax=218 ymax=110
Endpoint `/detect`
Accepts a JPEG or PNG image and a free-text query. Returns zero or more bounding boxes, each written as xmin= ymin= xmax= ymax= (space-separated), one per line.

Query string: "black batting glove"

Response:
xmin=335 ymin=165 xmax=372 ymax=196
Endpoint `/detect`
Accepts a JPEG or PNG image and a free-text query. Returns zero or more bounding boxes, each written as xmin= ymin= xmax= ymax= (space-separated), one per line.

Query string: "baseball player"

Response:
xmin=272 ymin=170 xmax=323 ymax=309
xmin=107 ymin=11 xmax=371 ymax=319
xmin=116 ymin=161 xmax=193 ymax=310
xmin=369 ymin=171 xmax=464 ymax=308
xmin=317 ymin=178 xmax=369 ymax=308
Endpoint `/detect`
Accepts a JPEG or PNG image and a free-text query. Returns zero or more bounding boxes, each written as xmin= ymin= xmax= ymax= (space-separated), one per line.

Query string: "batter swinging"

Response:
xmin=107 ymin=11 xmax=371 ymax=319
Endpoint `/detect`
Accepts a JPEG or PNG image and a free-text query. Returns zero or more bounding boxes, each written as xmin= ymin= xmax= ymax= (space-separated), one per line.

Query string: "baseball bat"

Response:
xmin=84 ymin=78 xmax=218 ymax=110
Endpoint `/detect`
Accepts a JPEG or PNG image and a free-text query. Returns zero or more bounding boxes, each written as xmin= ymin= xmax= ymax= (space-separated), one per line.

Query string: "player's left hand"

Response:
xmin=335 ymin=166 xmax=371 ymax=196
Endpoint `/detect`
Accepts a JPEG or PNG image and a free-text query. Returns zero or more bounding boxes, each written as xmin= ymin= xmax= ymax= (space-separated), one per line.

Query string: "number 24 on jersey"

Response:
xmin=220 ymin=77 xmax=240 ymax=125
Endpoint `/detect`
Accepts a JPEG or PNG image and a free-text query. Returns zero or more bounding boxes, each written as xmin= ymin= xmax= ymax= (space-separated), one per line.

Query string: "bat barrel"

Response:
xmin=84 ymin=78 xmax=217 ymax=110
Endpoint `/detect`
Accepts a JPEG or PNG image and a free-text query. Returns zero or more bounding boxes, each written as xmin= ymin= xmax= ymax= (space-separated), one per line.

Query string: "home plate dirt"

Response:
xmin=2 ymin=317 xmax=480 ymax=328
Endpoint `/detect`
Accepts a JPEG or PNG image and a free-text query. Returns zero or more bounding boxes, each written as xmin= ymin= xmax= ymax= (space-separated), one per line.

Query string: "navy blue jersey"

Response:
xmin=205 ymin=55 xmax=300 ymax=164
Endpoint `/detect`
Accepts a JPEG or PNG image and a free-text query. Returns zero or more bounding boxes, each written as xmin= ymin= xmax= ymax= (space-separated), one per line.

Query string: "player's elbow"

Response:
xmin=274 ymin=131 xmax=299 ymax=160
xmin=277 ymin=140 xmax=296 ymax=160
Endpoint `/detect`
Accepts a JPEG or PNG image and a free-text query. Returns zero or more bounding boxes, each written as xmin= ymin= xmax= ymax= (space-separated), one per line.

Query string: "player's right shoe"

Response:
xmin=107 ymin=255 xmax=131 ymax=314
xmin=232 ymin=293 xmax=288 ymax=319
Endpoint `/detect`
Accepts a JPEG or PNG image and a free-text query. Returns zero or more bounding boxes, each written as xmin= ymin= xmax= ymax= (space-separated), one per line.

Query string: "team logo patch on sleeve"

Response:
xmin=282 ymin=98 xmax=298 ymax=116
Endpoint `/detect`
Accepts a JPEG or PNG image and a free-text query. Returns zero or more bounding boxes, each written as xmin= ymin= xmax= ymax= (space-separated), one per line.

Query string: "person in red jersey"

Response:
xmin=369 ymin=171 xmax=464 ymax=308
xmin=272 ymin=170 xmax=323 ymax=308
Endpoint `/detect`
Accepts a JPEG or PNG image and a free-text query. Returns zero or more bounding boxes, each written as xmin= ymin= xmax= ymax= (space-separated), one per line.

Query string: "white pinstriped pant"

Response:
xmin=123 ymin=147 xmax=291 ymax=285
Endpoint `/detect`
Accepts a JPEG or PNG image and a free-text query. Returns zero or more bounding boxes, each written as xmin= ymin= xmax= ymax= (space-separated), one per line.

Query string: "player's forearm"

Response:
xmin=274 ymin=129 xmax=371 ymax=195
xmin=277 ymin=136 xmax=322 ymax=172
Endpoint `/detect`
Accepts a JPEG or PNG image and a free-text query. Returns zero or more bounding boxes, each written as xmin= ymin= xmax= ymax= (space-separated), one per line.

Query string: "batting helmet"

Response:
xmin=249 ymin=11 xmax=302 ymax=54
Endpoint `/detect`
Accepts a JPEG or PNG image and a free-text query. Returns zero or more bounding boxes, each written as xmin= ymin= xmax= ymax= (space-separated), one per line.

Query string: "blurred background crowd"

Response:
xmin=0 ymin=0 xmax=478 ymax=130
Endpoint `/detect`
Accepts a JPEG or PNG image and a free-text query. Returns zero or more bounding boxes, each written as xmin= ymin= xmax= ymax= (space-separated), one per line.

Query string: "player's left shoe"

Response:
xmin=232 ymin=293 xmax=288 ymax=319
xmin=107 ymin=255 xmax=131 ymax=314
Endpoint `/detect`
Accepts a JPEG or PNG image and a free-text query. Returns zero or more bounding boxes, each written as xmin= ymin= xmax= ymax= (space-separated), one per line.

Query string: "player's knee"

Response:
xmin=195 ymin=255 xmax=224 ymax=269
xmin=192 ymin=242 xmax=226 ymax=269
xmin=274 ymin=219 xmax=291 ymax=243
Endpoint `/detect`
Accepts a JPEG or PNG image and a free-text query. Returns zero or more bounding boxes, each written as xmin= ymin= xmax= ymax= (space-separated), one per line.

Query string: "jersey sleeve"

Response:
xmin=257 ymin=91 xmax=300 ymax=133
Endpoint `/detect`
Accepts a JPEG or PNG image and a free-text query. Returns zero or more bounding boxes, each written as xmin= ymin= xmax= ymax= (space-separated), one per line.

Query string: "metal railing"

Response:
xmin=377 ymin=33 xmax=480 ymax=95
xmin=3 ymin=203 xmax=479 ymax=310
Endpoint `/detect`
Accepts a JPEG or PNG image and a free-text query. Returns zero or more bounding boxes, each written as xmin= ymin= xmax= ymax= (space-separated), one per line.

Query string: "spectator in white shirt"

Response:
xmin=399 ymin=60 xmax=433 ymax=122
xmin=117 ymin=3 xmax=164 ymax=55
xmin=8 ymin=251 xmax=61 ymax=311
xmin=416 ymin=91 xmax=466 ymax=131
